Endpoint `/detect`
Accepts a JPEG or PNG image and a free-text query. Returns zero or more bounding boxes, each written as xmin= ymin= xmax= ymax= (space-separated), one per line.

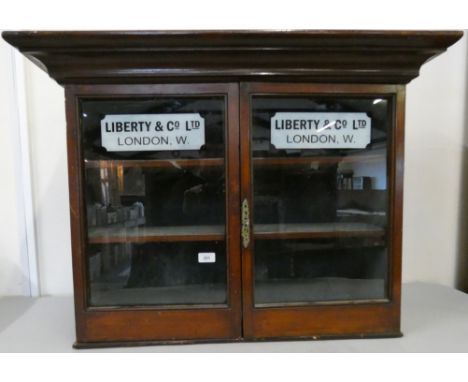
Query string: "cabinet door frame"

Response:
xmin=239 ymin=82 xmax=405 ymax=340
xmin=65 ymin=83 xmax=242 ymax=347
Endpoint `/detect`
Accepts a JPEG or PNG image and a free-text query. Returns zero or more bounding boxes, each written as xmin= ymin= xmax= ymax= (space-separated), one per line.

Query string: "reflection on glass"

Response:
xmin=81 ymin=97 xmax=227 ymax=307
xmin=88 ymin=242 xmax=226 ymax=306
xmin=251 ymin=96 xmax=390 ymax=305
xmin=254 ymin=238 xmax=387 ymax=304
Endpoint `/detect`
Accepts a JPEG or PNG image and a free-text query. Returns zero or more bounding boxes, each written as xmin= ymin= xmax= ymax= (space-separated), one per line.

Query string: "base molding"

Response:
xmin=73 ymin=331 xmax=403 ymax=349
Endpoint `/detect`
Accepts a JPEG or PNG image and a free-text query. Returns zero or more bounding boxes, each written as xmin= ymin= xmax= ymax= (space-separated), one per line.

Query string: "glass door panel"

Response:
xmin=250 ymin=95 xmax=390 ymax=306
xmin=80 ymin=96 xmax=229 ymax=307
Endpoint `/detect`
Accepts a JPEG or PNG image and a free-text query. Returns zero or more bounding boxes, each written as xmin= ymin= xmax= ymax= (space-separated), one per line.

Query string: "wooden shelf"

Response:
xmin=84 ymin=154 xmax=383 ymax=170
xmin=254 ymin=222 xmax=385 ymax=240
xmin=252 ymin=154 xmax=384 ymax=167
xmin=88 ymin=225 xmax=225 ymax=244
xmin=84 ymin=158 xmax=224 ymax=169
xmin=88 ymin=222 xmax=384 ymax=244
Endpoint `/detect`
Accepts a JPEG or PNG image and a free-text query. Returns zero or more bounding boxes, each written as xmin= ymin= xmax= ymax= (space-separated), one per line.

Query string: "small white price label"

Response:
xmin=198 ymin=252 xmax=216 ymax=263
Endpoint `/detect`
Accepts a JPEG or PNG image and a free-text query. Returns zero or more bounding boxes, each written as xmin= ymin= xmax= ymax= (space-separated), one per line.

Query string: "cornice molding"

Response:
xmin=2 ymin=30 xmax=463 ymax=85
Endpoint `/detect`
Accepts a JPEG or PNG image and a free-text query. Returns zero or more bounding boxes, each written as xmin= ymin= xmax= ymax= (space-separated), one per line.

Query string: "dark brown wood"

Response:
xmin=66 ymin=83 xmax=242 ymax=345
xmin=85 ymin=155 xmax=384 ymax=169
xmin=73 ymin=330 xmax=402 ymax=349
xmin=2 ymin=30 xmax=463 ymax=85
xmin=88 ymin=222 xmax=385 ymax=244
xmin=85 ymin=158 xmax=224 ymax=169
xmin=225 ymin=82 xmax=243 ymax=340
xmin=88 ymin=225 xmax=225 ymax=244
xmin=5 ymin=30 xmax=461 ymax=347
xmin=240 ymin=81 xmax=255 ymax=339
xmin=247 ymin=302 xmax=400 ymax=339
xmin=65 ymin=84 xmax=88 ymax=344
xmin=253 ymin=223 xmax=385 ymax=240
xmin=389 ymin=86 xmax=406 ymax=314
xmin=80 ymin=308 xmax=237 ymax=343
xmin=240 ymin=82 xmax=403 ymax=339
xmin=253 ymin=154 xmax=384 ymax=167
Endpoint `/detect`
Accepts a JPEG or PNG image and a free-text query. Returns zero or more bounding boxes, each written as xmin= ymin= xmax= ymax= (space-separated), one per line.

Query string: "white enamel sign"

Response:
xmin=101 ymin=113 xmax=205 ymax=151
xmin=271 ymin=112 xmax=371 ymax=149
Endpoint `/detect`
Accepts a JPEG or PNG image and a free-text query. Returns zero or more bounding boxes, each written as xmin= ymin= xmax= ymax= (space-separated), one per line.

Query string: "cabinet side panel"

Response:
xmin=389 ymin=87 xmax=405 ymax=326
xmin=65 ymin=86 xmax=88 ymax=343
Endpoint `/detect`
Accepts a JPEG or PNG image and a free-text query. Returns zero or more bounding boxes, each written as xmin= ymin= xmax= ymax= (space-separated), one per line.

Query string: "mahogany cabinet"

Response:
xmin=3 ymin=30 xmax=463 ymax=348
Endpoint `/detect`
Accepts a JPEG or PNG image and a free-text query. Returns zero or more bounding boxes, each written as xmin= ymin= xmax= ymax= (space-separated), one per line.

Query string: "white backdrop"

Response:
xmin=0 ymin=34 xmax=467 ymax=296
xmin=0 ymin=41 xmax=27 ymax=295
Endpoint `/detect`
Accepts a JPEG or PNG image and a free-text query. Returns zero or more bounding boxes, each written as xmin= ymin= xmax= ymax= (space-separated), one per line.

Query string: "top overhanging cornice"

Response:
xmin=2 ymin=30 xmax=464 ymax=85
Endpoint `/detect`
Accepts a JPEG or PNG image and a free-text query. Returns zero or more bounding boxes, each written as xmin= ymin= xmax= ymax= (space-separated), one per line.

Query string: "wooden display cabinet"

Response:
xmin=3 ymin=30 xmax=463 ymax=348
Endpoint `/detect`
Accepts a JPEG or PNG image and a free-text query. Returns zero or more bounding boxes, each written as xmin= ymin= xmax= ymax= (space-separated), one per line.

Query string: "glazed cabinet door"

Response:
xmin=66 ymin=84 xmax=241 ymax=345
xmin=240 ymin=83 xmax=404 ymax=339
